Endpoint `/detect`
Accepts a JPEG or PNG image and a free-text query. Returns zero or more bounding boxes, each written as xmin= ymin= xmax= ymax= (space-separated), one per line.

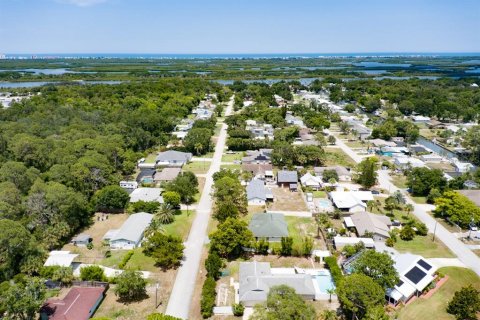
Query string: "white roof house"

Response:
xmin=329 ymin=191 xmax=373 ymax=212
xmin=129 ymin=188 xmax=164 ymax=203
xmin=155 ymin=150 xmax=192 ymax=166
xmin=386 ymin=253 xmax=437 ymax=305
xmin=394 ymin=157 xmax=425 ymax=169
xmin=451 ymin=159 xmax=474 ymax=173
xmin=333 ymin=236 xmax=375 ymax=249
xmin=412 ymin=115 xmax=431 ymax=123
xmin=44 ymin=251 xmax=79 ymax=267
xmin=300 ymin=173 xmax=323 ymax=190
xmin=109 ymin=212 xmax=153 ymax=250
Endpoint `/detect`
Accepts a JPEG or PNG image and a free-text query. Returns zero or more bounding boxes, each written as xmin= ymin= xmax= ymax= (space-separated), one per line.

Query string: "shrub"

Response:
xmin=280 ymin=237 xmax=293 ymax=256
xmin=104 ymin=250 xmax=111 ymax=258
xmin=114 ymin=270 xmax=147 ymax=302
xmin=118 ymin=250 xmax=134 ymax=269
xmin=200 ymin=276 xmax=216 ymax=318
xmin=205 ymin=252 xmax=223 ymax=280
xmin=255 ymin=238 xmax=269 ymax=255
xmin=415 ymin=221 xmax=428 ymax=236
xmin=86 ymin=242 xmax=94 ymax=250
xmin=80 ymin=265 xmax=106 ymax=282
xmin=385 ymin=237 xmax=395 ymax=247
xmin=147 ymin=313 xmax=182 ymax=320
xmin=232 ymin=303 xmax=245 ymax=316
xmin=324 ymin=256 xmax=343 ymax=284
xmin=400 ymin=225 xmax=416 ymax=241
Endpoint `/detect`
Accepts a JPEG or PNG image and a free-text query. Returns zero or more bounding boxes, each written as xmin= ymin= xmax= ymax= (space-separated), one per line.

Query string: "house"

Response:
xmin=153 ymin=167 xmax=181 ymax=183
xmin=300 ymin=172 xmax=322 ymax=190
xmin=277 ymin=170 xmax=298 ymax=190
xmin=370 ymin=139 xmax=397 ymax=148
xmin=70 ymin=234 xmax=92 ymax=247
xmin=242 ymin=163 xmax=273 ymax=179
xmin=349 ymin=212 xmax=392 ymax=241
xmin=386 ymin=253 xmax=437 ymax=305
xmin=451 ymin=159 xmax=474 ymax=173
xmin=195 ymin=108 xmax=214 ymax=120
xmin=410 ymin=145 xmax=429 ymax=154
xmin=129 ymin=188 xmax=163 ymax=203
xmin=412 ymin=115 xmax=431 ymax=123
xmin=119 ymin=180 xmax=138 ymax=190
xmin=248 ymin=213 xmax=288 ymax=242
xmin=285 ymin=113 xmax=305 ymax=127
xmin=41 ymin=286 xmax=107 ymax=320
xmin=329 ymin=191 xmax=373 ymax=213
xmin=108 ymin=212 xmax=153 ymax=249
xmin=394 ymin=157 xmax=425 ymax=170
xmin=246 ymin=122 xmax=275 ymax=140
xmin=314 ymin=166 xmax=352 ymax=182
xmin=458 ymin=190 xmax=480 ymax=207
xmin=464 ymin=180 xmax=479 ymax=189
xmin=238 ymin=261 xmax=315 ymax=307
xmin=333 ymin=236 xmax=375 ymax=249
xmin=241 ymin=149 xmax=272 ymax=164
xmin=155 ymin=150 xmax=192 ymax=167
xmin=44 ymin=251 xmax=79 ymax=268
xmin=420 ymin=154 xmax=443 ymax=163
xmin=246 ymin=179 xmax=273 ymax=205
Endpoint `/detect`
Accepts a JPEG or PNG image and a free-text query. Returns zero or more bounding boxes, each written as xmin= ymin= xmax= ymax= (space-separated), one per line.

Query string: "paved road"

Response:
xmin=165 ymin=97 xmax=234 ymax=319
xmin=331 ymin=128 xmax=480 ymax=276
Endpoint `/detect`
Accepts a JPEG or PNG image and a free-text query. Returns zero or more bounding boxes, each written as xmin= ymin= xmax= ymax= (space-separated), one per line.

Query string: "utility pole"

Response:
xmin=155 ymin=282 xmax=160 ymax=308
xmin=432 ymin=220 xmax=438 ymax=242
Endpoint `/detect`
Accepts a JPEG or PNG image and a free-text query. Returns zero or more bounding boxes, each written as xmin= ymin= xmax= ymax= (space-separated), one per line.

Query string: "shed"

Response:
xmin=70 ymin=234 xmax=92 ymax=247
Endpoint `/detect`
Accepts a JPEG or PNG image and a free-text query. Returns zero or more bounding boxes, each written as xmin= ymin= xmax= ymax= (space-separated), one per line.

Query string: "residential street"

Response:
xmin=331 ymin=130 xmax=480 ymax=276
xmin=165 ymin=97 xmax=234 ymax=319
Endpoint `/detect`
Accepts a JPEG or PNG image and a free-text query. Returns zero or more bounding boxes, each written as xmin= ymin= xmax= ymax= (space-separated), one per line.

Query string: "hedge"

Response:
xmin=118 ymin=250 xmax=134 ymax=269
xmin=324 ymin=256 xmax=343 ymax=284
xmin=200 ymin=276 xmax=216 ymax=318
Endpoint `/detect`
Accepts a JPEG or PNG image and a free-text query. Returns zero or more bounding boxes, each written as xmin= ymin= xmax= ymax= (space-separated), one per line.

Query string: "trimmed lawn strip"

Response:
xmin=221 ymin=152 xmax=244 ymax=162
xmin=394 ymin=236 xmax=455 ymax=258
xmin=184 ymin=161 xmax=210 ymax=174
xmin=162 ymin=209 xmax=196 ymax=241
xmin=397 ymin=267 xmax=480 ymax=320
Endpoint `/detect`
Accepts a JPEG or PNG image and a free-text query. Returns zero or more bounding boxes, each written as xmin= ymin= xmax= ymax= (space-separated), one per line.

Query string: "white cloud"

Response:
xmin=56 ymin=0 xmax=108 ymax=7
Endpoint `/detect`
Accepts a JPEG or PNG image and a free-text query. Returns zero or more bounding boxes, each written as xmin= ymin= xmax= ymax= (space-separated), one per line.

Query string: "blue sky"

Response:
xmin=1 ymin=0 xmax=479 ymax=53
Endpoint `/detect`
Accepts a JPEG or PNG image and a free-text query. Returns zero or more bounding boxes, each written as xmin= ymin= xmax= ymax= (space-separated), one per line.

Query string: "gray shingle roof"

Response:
xmin=110 ymin=212 xmax=153 ymax=244
xmin=248 ymin=213 xmax=289 ymax=238
xmin=155 ymin=150 xmax=192 ymax=163
xmin=277 ymin=170 xmax=298 ymax=183
xmin=246 ymin=179 xmax=267 ymax=201
xmin=350 ymin=212 xmax=391 ymax=238
xmin=154 ymin=167 xmax=181 ymax=182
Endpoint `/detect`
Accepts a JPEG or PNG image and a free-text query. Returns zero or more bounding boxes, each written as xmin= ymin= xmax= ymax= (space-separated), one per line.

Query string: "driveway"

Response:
xmin=165 ymin=97 xmax=234 ymax=319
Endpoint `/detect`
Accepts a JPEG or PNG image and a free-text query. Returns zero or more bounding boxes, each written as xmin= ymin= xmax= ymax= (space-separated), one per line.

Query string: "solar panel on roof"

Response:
xmin=418 ymin=259 xmax=432 ymax=271
xmin=405 ymin=266 xmax=426 ymax=284
xmin=397 ymin=280 xmax=404 ymax=287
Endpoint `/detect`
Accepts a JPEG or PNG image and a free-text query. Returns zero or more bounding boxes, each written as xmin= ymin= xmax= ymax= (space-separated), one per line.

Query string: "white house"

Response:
xmin=300 ymin=172 xmax=323 ymax=190
xmin=155 ymin=150 xmax=193 ymax=167
xmin=386 ymin=253 xmax=437 ymax=305
xmin=120 ymin=180 xmax=138 ymax=190
xmin=44 ymin=251 xmax=79 ymax=267
xmin=108 ymin=212 xmax=153 ymax=249
xmin=412 ymin=115 xmax=431 ymax=123
xmin=451 ymin=159 xmax=474 ymax=173
xmin=333 ymin=236 xmax=375 ymax=249
xmin=394 ymin=157 xmax=425 ymax=170
xmin=329 ymin=191 xmax=373 ymax=213
xmin=129 ymin=188 xmax=164 ymax=203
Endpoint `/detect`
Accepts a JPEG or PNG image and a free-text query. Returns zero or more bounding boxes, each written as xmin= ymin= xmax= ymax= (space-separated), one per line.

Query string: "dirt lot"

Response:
xmin=269 ymin=186 xmax=308 ymax=211
xmin=62 ymin=213 xmax=129 ymax=264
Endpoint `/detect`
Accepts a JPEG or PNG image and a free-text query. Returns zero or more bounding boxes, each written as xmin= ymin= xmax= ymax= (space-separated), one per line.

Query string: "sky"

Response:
xmin=1 ymin=0 xmax=480 ymax=54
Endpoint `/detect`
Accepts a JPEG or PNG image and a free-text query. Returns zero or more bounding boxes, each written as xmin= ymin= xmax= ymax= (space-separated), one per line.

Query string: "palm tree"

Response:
xmin=326 ymin=288 xmax=336 ymax=303
xmin=405 ymin=203 xmax=414 ymax=216
xmin=155 ymin=203 xmax=175 ymax=224
xmin=194 ymin=143 xmax=204 ymax=156
xmin=144 ymin=218 xmax=165 ymax=238
xmin=315 ymin=214 xmax=331 ymax=238
xmin=367 ymin=200 xmax=375 ymax=212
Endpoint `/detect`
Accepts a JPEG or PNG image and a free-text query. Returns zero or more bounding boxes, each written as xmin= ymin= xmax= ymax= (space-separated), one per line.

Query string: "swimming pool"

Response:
xmin=317 ymin=199 xmax=331 ymax=209
xmin=314 ymin=271 xmax=335 ymax=294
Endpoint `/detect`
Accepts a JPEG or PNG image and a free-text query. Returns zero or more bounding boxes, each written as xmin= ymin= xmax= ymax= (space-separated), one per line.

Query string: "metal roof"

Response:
xmin=110 ymin=212 xmax=153 ymax=244
xmin=246 ymin=179 xmax=267 ymax=201
xmin=277 ymin=170 xmax=298 ymax=183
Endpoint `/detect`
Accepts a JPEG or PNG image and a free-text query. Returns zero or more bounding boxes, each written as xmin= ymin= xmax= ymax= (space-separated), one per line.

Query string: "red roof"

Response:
xmin=42 ymin=287 xmax=105 ymax=320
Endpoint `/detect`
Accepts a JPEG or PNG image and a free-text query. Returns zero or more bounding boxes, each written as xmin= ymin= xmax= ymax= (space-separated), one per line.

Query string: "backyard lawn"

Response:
xmin=398 ymin=267 xmax=480 ymax=320
xmin=221 ymin=152 xmax=244 ymax=162
xmin=162 ymin=209 xmax=196 ymax=240
xmin=220 ymin=163 xmax=242 ymax=171
xmin=183 ymin=160 xmax=211 ymax=174
xmin=324 ymin=147 xmax=356 ymax=168
xmin=394 ymin=236 xmax=455 ymax=258
xmin=312 ymin=190 xmax=327 ymax=198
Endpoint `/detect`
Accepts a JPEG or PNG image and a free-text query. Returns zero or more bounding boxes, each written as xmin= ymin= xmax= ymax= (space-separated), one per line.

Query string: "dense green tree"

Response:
xmin=143 ymin=232 xmax=184 ymax=270
xmin=162 ymin=191 xmax=181 ymax=208
xmin=447 ymin=285 xmax=480 ymax=320
xmin=93 ymin=185 xmax=130 ymax=212
xmin=336 ymin=274 xmax=385 ymax=320
xmin=251 ymin=285 xmax=316 ymax=320
xmin=351 ymin=250 xmax=399 ymax=290
xmin=164 ymin=171 xmax=198 ymax=204
xmin=114 ymin=270 xmax=147 ymax=302
xmin=407 ymin=167 xmax=447 ymax=196
xmin=209 ymin=217 xmax=254 ymax=259
xmin=80 ymin=265 xmax=106 ymax=281
xmin=464 ymin=126 xmax=480 ymax=165
xmin=434 ymin=191 xmax=480 ymax=228
xmin=184 ymin=128 xmax=212 ymax=155
xmin=1 ymin=277 xmax=46 ymax=320
xmin=356 ymin=157 xmax=378 ymax=189
xmin=200 ymin=276 xmax=216 ymax=318
xmin=205 ymin=252 xmax=224 ymax=280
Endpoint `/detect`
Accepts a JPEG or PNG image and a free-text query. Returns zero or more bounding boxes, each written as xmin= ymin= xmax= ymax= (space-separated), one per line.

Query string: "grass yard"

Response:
xmin=193 ymin=151 xmax=215 ymax=159
xmin=124 ymin=248 xmax=158 ymax=272
xmin=285 ymin=216 xmax=326 ymax=252
xmin=324 ymin=147 xmax=356 ymax=168
xmin=220 ymin=163 xmax=242 ymax=171
xmin=221 ymin=152 xmax=244 ymax=162
xmin=394 ymin=236 xmax=455 ymax=258
xmin=391 ymin=175 xmax=408 ymax=189
xmin=144 ymin=153 xmax=158 ymax=163
xmin=411 ymin=196 xmax=428 ymax=204
xmin=312 ymin=190 xmax=327 ymax=198
xmin=397 ymin=267 xmax=480 ymax=320
xmin=345 ymin=140 xmax=367 ymax=148
xmin=162 ymin=209 xmax=196 ymax=241
xmin=183 ymin=160 xmax=210 ymax=174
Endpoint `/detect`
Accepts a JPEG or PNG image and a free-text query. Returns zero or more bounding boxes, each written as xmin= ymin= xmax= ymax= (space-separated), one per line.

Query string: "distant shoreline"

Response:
xmin=3 ymin=52 xmax=480 ymax=60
